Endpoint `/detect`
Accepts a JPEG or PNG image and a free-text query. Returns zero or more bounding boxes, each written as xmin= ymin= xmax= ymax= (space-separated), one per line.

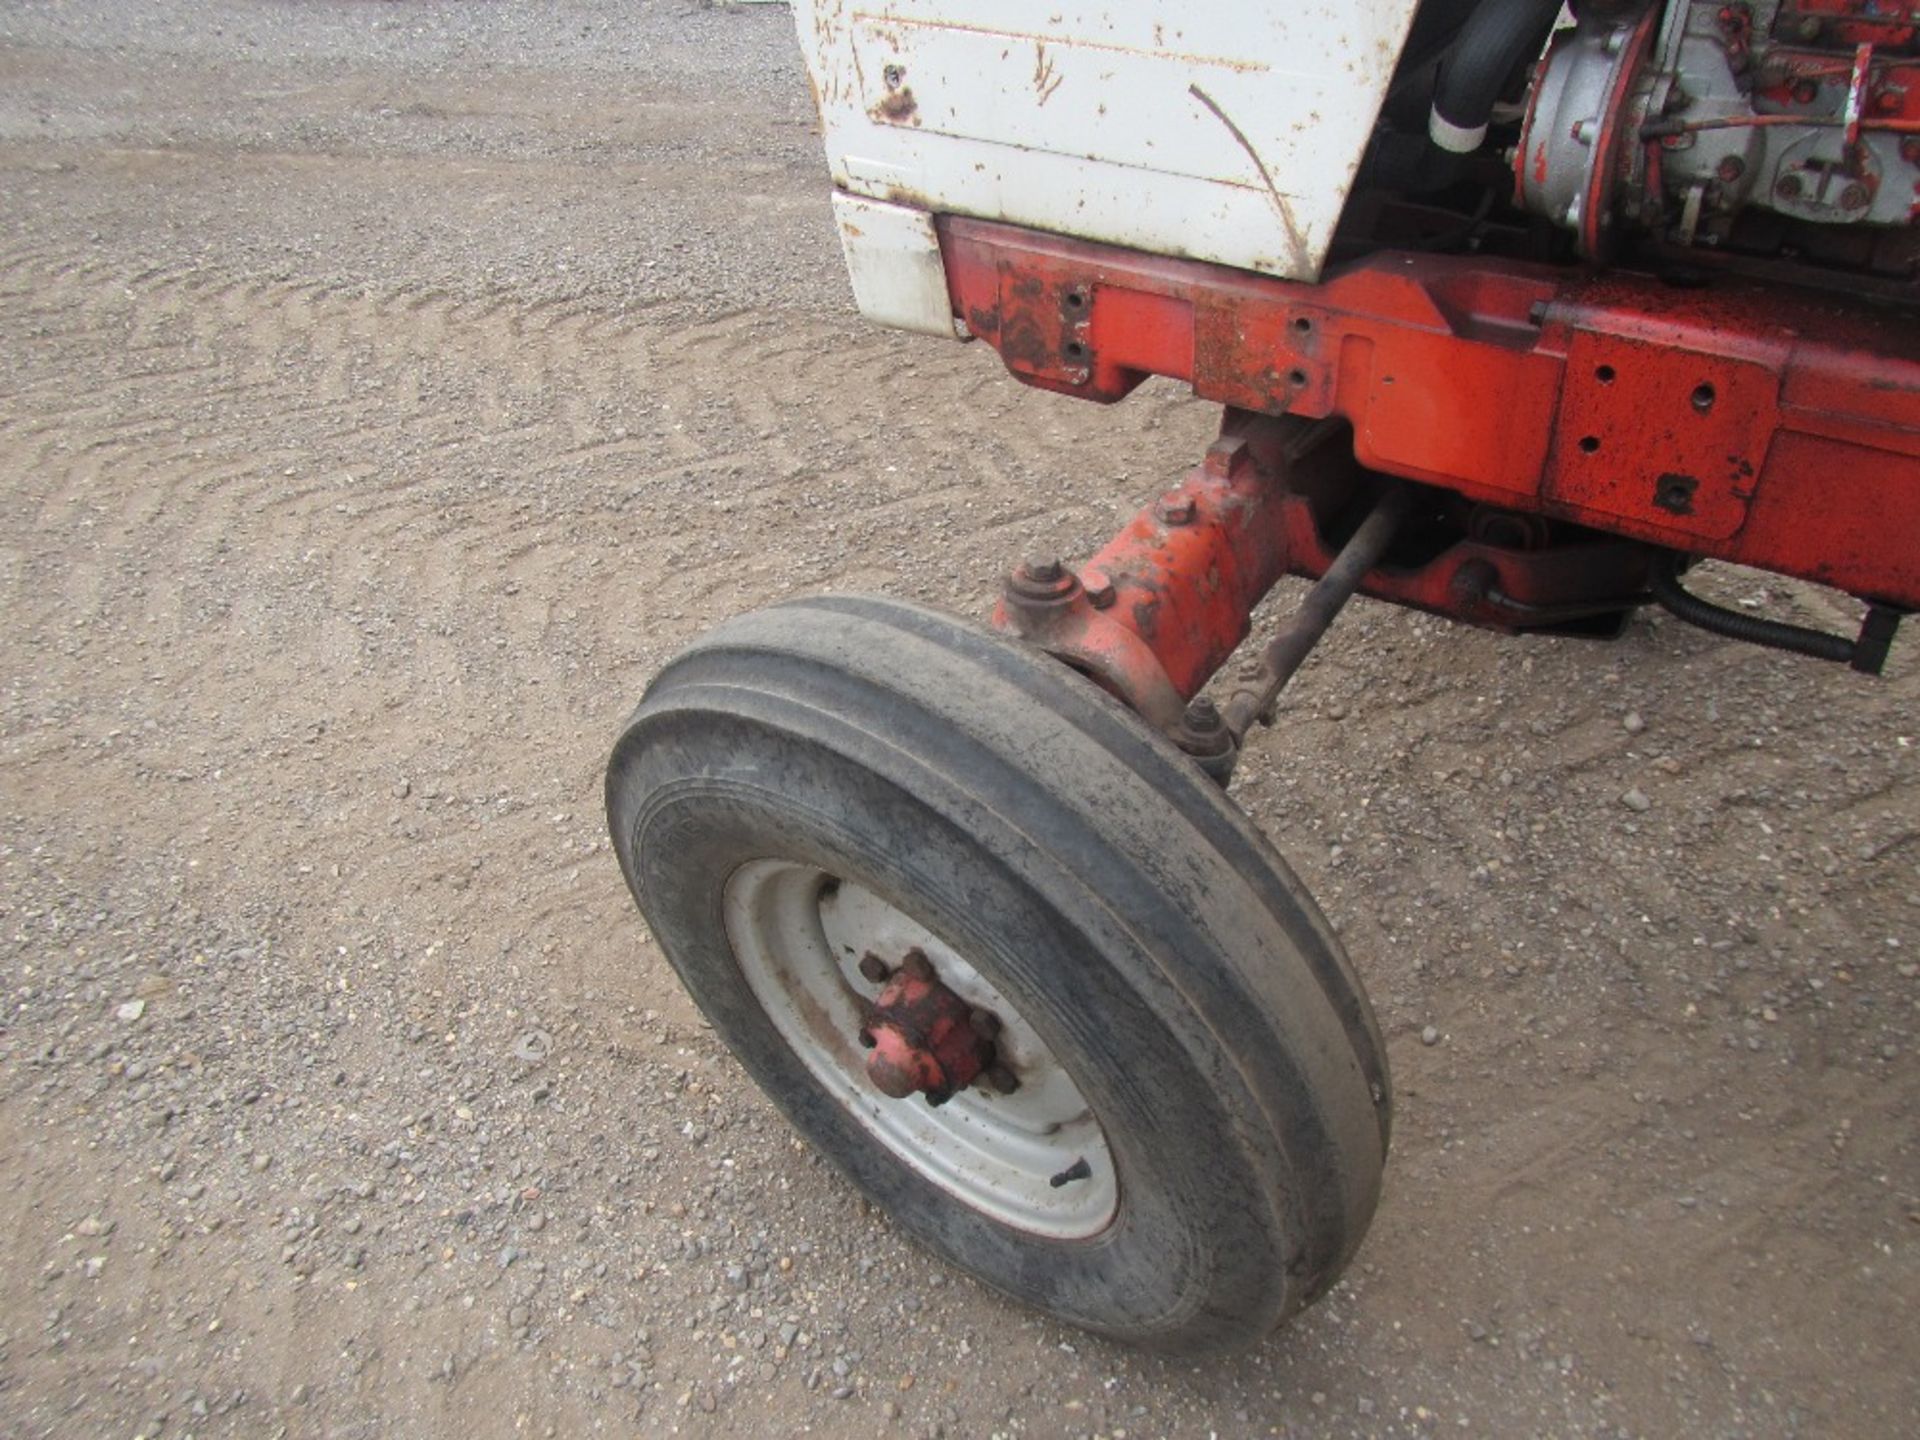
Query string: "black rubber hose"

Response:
xmin=1648 ymin=555 xmax=1856 ymax=664
xmin=1429 ymin=0 xmax=1565 ymax=154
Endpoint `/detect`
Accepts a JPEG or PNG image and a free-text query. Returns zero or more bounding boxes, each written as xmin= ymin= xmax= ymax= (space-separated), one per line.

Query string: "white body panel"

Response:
xmin=796 ymin=1 xmax=1424 ymax=302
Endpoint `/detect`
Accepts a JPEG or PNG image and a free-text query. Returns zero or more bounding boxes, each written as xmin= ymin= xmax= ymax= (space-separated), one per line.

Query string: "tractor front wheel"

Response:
xmin=606 ymin=595 xmax=1390 ymax=1354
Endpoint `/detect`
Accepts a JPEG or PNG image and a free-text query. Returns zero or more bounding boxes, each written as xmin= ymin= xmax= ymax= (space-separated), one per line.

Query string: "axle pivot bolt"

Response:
xmin=982 ymin=1062 xmax=1021 ymax=1095
xmin=1006 ymin=558 xmax=1079 ymax=607
xmin=968 ymin=1007 xmax=1001 ymax=1039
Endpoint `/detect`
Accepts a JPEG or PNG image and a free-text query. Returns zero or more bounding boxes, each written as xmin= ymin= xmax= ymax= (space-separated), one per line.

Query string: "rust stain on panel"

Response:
xmin=1188 ymin=82 xmax=1310 ymax=276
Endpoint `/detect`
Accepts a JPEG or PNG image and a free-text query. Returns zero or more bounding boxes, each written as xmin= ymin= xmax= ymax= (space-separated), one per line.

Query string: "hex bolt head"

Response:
xmin=1158 ymin=496 xmax=1196 ymax=525
xmin=857 ymin=953 xmax=891 ymax=985
xmin=967 ymin=1007 xmax=1001 ymax=1039
xmin=983 ymin=1062 xmax=1021 ymax=1095
xmin=1080 ymin=569 xmax=1116 ymax=609
xmin=1183 ymin=696 xmax=1224 ymax=733
xmin=1840 ymin=182 xmax=1871 ymax=210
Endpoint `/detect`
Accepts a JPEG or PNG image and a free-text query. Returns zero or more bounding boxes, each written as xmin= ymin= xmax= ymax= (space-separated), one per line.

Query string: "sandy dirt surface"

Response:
xmin=1 ymin=4 xmax=1916 ymax=1437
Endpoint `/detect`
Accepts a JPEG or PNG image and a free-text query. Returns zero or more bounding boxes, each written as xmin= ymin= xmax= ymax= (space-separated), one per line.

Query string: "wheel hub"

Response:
xmin=858 ymin=948 xmax=998 ymax=1104
xmin=720 ymin=860 xmax=1119 ymax=1238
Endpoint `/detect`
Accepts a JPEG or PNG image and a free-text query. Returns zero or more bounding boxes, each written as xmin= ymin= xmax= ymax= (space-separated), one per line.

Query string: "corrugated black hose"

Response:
xmin=1649 ymin=554 xmax=1903 ymax=675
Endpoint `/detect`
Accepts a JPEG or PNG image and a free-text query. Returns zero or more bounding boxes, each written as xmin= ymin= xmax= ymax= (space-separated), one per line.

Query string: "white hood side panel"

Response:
xmin=795 ymin=1 xmax=1425 ymax=282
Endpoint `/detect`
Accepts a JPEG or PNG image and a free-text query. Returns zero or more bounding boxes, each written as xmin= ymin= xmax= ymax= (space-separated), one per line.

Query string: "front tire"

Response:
xmin=606 ymin=595 xmax=1389 ymax=1354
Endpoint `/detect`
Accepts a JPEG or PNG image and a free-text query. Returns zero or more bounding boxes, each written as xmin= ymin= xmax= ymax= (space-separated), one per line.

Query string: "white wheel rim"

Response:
xmin=722 ymin=859 xmax=1119 ymax=1240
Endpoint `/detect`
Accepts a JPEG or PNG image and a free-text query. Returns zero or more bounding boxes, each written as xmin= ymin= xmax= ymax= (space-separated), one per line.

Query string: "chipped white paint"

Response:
xmin=829 ymin=191 xmax=960 ymax=337
xmin=796 ymin=0 xmax=1424 ymax=300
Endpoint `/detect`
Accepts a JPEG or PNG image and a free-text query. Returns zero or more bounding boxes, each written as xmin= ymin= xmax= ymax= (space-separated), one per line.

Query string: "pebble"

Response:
xmin=1623 ymin=711 xmax=1646 ymax=734
xmin=1620 ymin=788 xmax=1652 ymax=813
xmin=513 ymin=1029 xmax=554 ymax=1063
xmin=116 ymin=999 xmax=146 ymax=1023
xmin=1421 ymin=1026 xmax=1440 ymax=1047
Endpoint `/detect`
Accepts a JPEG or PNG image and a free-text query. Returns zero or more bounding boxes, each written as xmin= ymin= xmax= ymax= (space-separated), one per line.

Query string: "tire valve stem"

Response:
xmin=1049 ymin=1157 xmax=1093 ymax=1188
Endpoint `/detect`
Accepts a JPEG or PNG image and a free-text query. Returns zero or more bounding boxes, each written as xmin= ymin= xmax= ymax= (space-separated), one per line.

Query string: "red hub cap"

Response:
xmin=858 ymin=949 xmax=999 ymax=1104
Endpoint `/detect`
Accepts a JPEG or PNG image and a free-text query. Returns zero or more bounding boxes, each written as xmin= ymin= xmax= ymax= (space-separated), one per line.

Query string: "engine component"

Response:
xmin=1518 ymin=1 xmax=1920 ymax=259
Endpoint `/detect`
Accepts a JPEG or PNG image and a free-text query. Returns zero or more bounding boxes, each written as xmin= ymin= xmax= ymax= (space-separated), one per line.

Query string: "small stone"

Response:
xmin=290 ymin=1384 xmax=310 ymax=1406
xmin=1620 ymin=788 xmax=1652 ymax=813
xmin=1622 ymin=711 xmax=1646 ymax=734
xmin=512 ymin=1030 xmax=553 ymax=1064
xmin=508 ymin=1305 xmax=530 ymax=1330
xmin=251 ymin=1153 xmax=272 ymax=1173
xmin=75 ymin=1217 xmax=111 ymax=1238
xmin=1421 ymin=1025 xmax=1440 ymax=1047
xmin=117 ymin=999 xmax=146 ymax=1023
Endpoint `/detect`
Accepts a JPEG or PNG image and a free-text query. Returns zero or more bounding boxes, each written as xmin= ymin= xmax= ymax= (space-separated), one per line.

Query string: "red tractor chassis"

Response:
xmin=938 ymin=217 xmax=1919 ymax=742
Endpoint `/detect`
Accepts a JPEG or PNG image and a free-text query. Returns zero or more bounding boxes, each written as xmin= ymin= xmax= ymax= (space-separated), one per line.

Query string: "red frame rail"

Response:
xmin=939 ymin=216 xmax=1920 ymax=610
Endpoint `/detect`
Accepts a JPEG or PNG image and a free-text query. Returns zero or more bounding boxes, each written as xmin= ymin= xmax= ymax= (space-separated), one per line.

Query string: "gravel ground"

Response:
xmin=1 ymin=4 xmax=1915 ymax=1438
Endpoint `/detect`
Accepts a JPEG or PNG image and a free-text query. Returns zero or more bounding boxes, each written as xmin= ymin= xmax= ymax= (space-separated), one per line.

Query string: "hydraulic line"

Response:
xmin=1649 ymin=555 xmax=1903 ymax=675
